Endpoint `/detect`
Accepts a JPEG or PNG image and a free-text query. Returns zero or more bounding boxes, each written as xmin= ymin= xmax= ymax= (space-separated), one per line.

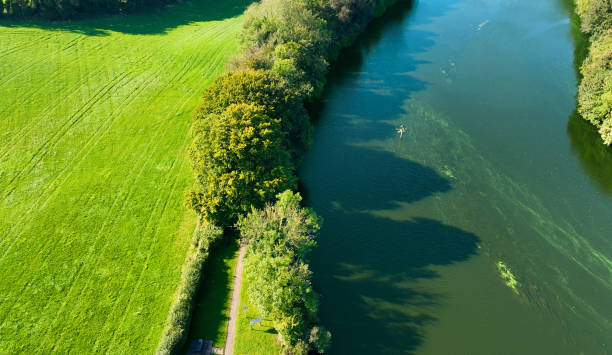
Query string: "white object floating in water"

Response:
xmin=397 ymin=125 xmax=407 ymax=138
xmin=478 ymin=20 xmax=489 ymax=31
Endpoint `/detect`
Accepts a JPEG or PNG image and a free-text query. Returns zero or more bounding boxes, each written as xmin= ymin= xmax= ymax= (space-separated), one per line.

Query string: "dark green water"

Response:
xmin=300 ymin=0 xmax=612 ymax=353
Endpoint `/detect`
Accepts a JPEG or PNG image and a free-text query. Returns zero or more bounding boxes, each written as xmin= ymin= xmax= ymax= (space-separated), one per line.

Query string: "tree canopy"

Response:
xmin=197 ymin=70 xmax=311 ymax=157
xmin=187 ymin=103 xmax=296 ymax=226
xmin=238 ymin=190 xmax=330 ymax=354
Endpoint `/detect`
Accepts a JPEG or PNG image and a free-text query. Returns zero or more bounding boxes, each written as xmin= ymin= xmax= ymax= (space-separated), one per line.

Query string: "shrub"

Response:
xmin=238 ymin=0 xmax=333 ymax=100
xmin=599 ymin=116 xmax=612 ymax=144
xmin=187 ymin=103 xmax=297 ymax=227
xmin=271 ymin=41 xmax=329 ymax=96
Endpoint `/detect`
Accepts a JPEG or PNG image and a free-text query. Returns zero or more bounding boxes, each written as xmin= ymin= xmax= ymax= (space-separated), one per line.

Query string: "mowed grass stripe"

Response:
xmin=0 ymin=1 xmax=247 ymax=352
xmin=0 ymin=70 xmax=141 ymax=264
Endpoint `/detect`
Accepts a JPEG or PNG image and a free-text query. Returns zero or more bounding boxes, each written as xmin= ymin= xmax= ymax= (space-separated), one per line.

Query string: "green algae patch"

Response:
xmin=497 ymin=261 xmax=520 ymax=295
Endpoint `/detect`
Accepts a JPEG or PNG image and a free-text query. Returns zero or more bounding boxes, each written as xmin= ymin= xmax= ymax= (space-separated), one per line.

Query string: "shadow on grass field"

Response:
xmin=0 ymin=0 xmax=253 ymax=36
xmin=185 ymin=235 xmax=240 ymax=350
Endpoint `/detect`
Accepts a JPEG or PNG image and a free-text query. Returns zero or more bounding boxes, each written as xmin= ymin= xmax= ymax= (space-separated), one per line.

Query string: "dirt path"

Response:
xmin=224 ymin=244 xmax=246 ymax=355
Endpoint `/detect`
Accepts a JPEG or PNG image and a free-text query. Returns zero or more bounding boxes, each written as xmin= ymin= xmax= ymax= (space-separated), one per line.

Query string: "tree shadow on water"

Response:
xmin=304 ymin=144 xmax=452 ymax=212
xmin=0 ymin=0 xmax=252 ymax=36
xmin=300 ymin=144 xmax=479 ymax=354
xmin=566 ymin=111 xmax=612 ymax=195
xmin=312 ymin=211 xmax=480 ymax=354
xmin=296 ymin=0 xmax=479 ymax=353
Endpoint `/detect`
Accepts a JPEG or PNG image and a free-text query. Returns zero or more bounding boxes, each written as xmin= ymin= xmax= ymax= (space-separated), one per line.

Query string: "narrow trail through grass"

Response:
xmin=0 ymin=1 xmax=248 ymax=352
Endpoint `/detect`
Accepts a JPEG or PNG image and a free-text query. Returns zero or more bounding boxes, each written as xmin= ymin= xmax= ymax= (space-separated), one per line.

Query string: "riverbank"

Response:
xmin=178 ymin=0 xmax=410 ymax=353
xmin=575 ymin=0 xmax=612 ymax=145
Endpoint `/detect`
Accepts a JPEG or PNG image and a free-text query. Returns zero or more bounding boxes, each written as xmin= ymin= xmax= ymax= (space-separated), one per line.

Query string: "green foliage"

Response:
xmin=578 ymin=28 xmax=612 ymax=144
xmin=197 ymin=70 xmax=311 ymax=156
xmin=577 ymin=0 xmax=612 ymax=35
xmin=272 ymin=41 xmax=329 ymax=96
xmin=242 ymin=0 xmax=331 ymax=56
xmin=576 ymin=0 xmax=612 ymax=145
xmin=0 ymin=0 xmax=175 ymax=19
xmin=238 ymin=0 xmax=332 ymax=100
xmin=156 ymin=224 xmax=223 ymax=355
xmin=238 ymin=191 xmax=331 ymax=354
xmin=309 ymin=325 xmax=332 ymax=353
xmin=322 ymin=0 xmax=379 ymax=43
xmin=187 ymin=103 xmax=297 ymax=227
xmin=236 ymin=0 xmax=401 ymax=99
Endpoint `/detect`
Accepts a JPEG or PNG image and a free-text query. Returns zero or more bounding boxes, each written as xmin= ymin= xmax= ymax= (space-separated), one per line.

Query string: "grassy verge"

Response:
xmin=156 ymin=224 xmax=222 ymax=354
xmin=184 ymin=234 xmax=240 ymax=349
xmin=0 ymin=1 xmax=248 ymax=352
xmin=234 ymin=264 xmax=281 ymax=355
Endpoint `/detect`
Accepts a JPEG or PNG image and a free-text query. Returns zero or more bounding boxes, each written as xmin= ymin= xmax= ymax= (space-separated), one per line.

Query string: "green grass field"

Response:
xmin=234 ymin=265 xmax=281 ymax=354
xmin=0 ymin=1 xmax=247 ymax=352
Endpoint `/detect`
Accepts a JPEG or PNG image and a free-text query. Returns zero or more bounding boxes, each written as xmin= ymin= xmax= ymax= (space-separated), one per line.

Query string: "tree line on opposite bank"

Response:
xmin=575 ymin=0 xmax=612 ymax=145
xmin=161 ymin=0 xmax=404 ymax=354
xmin=0 ymin=0 xmax=175 ymax=20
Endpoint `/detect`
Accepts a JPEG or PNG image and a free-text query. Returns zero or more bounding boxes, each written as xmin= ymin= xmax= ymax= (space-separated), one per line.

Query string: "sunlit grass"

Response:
xmin=234 ymin=269 xmax=281 ymax=354
xmin=0 ymin=1 xmax=247 ymax=352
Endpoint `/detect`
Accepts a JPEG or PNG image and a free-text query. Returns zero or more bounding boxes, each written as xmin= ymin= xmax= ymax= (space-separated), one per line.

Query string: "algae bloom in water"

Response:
xmin=497 ymin=261 xmax=520 ymax=295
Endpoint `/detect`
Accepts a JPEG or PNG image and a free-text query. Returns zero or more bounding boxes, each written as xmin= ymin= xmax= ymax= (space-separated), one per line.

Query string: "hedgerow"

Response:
xmin=155 ymin=223 xmax=223 ymax=355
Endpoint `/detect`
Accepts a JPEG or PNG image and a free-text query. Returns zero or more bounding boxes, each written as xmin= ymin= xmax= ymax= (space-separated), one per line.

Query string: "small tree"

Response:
xmin=197 ymin=70 xmax=311 ymax=157
xmin=187 ymin=104 xmax=297 ymax=226
xmin=238 ymin=191 xmax=330 ymax=354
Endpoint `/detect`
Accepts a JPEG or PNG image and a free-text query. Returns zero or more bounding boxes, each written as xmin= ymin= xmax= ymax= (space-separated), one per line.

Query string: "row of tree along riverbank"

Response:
xmin=156 ymin=0 xmax=407 ymax=354
xmin=575 ymin=0 xmax=612 ymax=145
xmin=0 ymin=0 xmax=176 ymax=20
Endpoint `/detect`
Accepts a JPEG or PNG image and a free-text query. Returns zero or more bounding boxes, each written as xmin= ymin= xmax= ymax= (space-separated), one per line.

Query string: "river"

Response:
xmin=299 ymin=0 xmax=612 ymax=353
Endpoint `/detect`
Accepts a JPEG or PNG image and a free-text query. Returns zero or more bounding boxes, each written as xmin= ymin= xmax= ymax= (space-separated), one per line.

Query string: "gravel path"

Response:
xmin=223 ymin=244 xmax=246 ymax=355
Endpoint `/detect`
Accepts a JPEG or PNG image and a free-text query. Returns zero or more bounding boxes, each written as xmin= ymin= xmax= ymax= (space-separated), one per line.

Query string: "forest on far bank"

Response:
xmin=1 ymin=0 xmax=176 ymax=19
xmin=575 ymin=0 xmax=612 ymax=145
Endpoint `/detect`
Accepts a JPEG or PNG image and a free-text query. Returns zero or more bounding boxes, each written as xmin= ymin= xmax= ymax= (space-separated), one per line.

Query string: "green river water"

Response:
xmin=299 ymin=0 xmax=612 ymax=353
